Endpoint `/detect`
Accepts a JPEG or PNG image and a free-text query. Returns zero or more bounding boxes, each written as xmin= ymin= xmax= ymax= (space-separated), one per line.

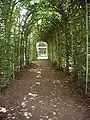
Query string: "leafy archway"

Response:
xmin=0 ymin=0 xmax=90 ymax=94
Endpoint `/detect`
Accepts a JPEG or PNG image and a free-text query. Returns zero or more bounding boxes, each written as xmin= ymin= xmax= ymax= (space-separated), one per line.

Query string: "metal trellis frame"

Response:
xmin=85 ymin=0 xmax=88 ymax=94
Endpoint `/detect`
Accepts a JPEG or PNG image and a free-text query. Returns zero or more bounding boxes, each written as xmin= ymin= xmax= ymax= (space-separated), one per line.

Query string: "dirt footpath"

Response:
xmin=0 ymin=60 xmax=90 ymax=120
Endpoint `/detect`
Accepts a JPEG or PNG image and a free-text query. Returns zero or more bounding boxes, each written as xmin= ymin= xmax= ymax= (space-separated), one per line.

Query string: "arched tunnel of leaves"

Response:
xmin=0 ymin=0 xmax=90 ymax=94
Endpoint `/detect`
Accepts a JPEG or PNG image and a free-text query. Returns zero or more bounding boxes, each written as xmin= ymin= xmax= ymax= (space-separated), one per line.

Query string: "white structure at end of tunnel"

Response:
xmin=36 ymin=42 xmax=48 ymax=59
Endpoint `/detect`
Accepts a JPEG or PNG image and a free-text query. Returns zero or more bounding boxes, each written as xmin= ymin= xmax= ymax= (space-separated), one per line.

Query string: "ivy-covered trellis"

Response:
xmin=0 ymin=0 xmax=90 ymax=95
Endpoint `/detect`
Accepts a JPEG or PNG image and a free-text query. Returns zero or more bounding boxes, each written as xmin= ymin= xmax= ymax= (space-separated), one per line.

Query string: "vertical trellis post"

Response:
xmin=85 ymin=0 xmax=88 ymax=94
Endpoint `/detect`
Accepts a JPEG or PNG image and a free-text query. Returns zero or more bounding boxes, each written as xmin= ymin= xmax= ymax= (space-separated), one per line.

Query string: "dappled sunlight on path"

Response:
xmin=0 ymin=60 xmax=90 ymax=120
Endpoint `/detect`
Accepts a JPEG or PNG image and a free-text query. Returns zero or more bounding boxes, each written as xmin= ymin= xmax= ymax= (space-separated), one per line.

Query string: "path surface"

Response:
xmin=0 ymin=60 xmax=90 ymax=120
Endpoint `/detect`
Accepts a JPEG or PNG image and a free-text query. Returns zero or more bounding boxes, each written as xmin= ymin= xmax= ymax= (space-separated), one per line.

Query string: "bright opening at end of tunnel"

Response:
xmin=36 ymin=42 xmax=48 ymax=59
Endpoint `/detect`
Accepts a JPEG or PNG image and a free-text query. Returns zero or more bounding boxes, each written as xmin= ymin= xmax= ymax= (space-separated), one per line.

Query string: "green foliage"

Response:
xmin=0 ymin=0 xmax=89 ymax=93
